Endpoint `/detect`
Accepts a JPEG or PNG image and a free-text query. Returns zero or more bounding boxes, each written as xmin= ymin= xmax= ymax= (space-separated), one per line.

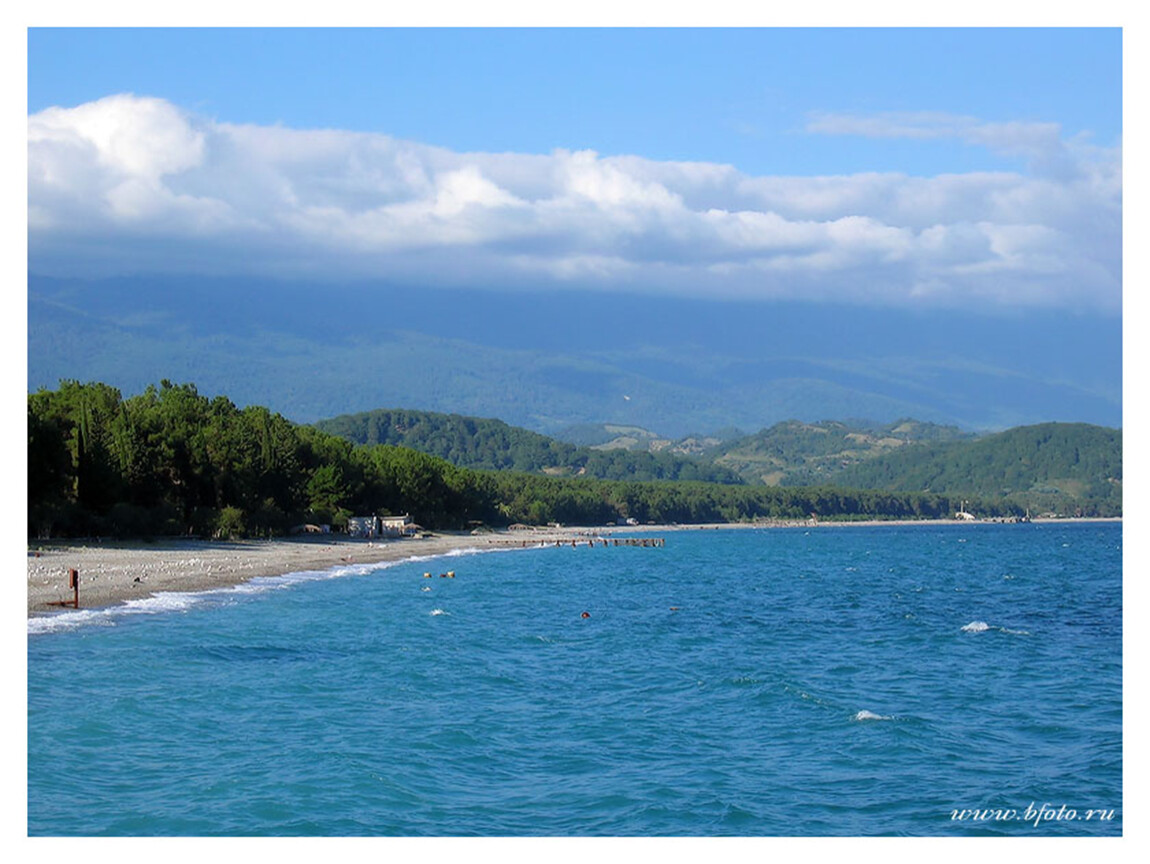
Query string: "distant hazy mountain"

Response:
xmin=28 ymin=275 xmax=1122 ymax=436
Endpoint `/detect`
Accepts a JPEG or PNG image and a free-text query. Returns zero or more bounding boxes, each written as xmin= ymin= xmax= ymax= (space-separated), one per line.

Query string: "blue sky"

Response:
xmin=28 ymin=27 xmax=1121 ymax=179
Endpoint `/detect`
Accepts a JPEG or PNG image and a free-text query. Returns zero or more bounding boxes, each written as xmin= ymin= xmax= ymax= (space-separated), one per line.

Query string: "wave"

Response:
xmin=430 ymin=608 xmax=449 ymax=616
xmin=27 ymin=591 xmax=207 ymax=635
xmin=852 ymin=710 xmax=893 ymax=721
xmin=961 ymin=620 xmax=1030 ymax=636
xmin=28 ymin=543 xmax=520 ymax=636
xmin=403 ymin=545 xmax=490 ymax=564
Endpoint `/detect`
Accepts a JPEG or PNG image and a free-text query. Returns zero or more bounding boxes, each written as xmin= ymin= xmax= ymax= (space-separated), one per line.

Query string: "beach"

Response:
xmin=25 ymin=530 xmax=579 ymax=617
xmin=27 ymin=517 xmax=1118 ymax=618
xmin=22 ymin=524 xmax=778 ymax=615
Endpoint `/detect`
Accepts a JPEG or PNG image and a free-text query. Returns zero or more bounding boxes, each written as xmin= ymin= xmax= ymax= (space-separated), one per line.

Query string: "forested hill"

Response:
xmin=31 ymin=380 xmax=1025 ymax=539
xmin=317 ymin=409 xmax=1122 ymax=516
xmin=707 ymin=419 xmax=974 ymax=486
xmin=834 ymin=422 xmax=1122 ymax=516
xmin=314 ymin=408 xmax=744 ymax=485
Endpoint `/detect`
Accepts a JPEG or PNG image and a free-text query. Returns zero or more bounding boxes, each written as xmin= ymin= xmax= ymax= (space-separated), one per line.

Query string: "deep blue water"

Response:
xmin=27 ymin=523 xmax=1122 ymax=836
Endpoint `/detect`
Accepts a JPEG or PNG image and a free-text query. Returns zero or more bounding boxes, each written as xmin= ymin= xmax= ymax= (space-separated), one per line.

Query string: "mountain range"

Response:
xmin=28 ymin=275 xmax=1122 ymax=437
xmin=317 ymin=407 xmax=1121 ymax=516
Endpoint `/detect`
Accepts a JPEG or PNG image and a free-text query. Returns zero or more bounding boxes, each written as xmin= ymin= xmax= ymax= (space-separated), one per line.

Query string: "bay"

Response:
xmin=27 ymin=522 xmax=1122 ymax=836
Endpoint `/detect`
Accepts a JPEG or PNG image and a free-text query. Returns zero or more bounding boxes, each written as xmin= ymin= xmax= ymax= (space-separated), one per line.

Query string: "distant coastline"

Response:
xmin=27 ymin=517 xmax=1119 ymax=620
xmin=668 ymin=517 xmax=1123 ymax=529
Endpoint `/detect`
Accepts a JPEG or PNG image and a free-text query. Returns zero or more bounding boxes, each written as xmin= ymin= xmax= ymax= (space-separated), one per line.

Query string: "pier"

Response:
xmin=483 ymin=535 xmax=666 ymax=549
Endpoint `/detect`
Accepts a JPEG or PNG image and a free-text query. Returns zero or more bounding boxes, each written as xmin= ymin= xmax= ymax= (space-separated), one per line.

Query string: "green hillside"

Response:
xmin=314 ymin=408 xmax=744 ymax=485
xmin=317 ymin=411 xmax=1122 ymax=515
xmin=28 ymin=381 xmax=1120 ymax=540
xmin=834 ymin=422 xmax=1122 ymax=516
xmin=710 ymin=419 xmax=974 ymax=486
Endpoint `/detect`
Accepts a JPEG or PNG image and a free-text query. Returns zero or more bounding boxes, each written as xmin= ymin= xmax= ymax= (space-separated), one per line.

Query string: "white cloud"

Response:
xmin=27 ymin=95 xmax=1121 ymax=311
xmin=804 ymin=110 xmax=1108 ymax=183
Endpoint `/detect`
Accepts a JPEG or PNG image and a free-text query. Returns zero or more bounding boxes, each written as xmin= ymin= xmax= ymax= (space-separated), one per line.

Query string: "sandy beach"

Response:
xmin=27 ymin=517 xmax=1118 ymax=618
xmin=26 ymin=530 xmax=586 ymax=617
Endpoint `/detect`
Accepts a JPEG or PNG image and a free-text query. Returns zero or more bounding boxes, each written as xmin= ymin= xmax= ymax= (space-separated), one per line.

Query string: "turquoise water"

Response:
xmin=28 ymin=523 xmax=1121 ymax=836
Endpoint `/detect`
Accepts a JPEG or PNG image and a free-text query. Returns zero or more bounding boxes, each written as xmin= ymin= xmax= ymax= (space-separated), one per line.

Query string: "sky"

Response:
xmin=25 ymin=26 xmax=1123 ymax=312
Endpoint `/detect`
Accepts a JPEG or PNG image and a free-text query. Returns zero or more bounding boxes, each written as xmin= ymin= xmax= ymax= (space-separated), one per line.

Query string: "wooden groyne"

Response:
xmin=484 ymin=536 xmax=666 ymax=549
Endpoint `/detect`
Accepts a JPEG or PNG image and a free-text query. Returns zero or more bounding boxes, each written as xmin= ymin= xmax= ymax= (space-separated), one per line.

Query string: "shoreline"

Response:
xmin=27 ymin=517 xmax=1120 ymax=619
xmin=25 ymin=531 xmax=566 ymax=618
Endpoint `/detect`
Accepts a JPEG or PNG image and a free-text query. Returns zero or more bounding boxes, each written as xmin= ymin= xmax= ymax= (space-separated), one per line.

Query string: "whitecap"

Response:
xmin=853 ymin=710 xmax=892 ymax=721
xmin=430 ymin=608 xmax=449 ymax=616
xmin=961 ymin=620 xmax=1029 ymax=636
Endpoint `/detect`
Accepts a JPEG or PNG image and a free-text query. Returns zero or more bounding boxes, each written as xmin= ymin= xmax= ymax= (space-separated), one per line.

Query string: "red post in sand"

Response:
xmin=68 ymin=568 xmax=79 ymax=608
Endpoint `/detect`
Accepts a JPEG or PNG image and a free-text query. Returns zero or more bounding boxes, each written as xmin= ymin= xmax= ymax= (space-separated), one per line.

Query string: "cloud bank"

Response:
xmin=28 ymin=95 xmax=1121 ymax=311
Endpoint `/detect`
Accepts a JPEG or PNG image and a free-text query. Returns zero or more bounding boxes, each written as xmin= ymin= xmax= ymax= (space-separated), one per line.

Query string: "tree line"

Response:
xmin=29 ymin=381 xmax=1027 ymax=539
xmin=834 ymin=422 xmax=1122 ymax=516
xmin=315 ymin=407 xmax=744 ymax=484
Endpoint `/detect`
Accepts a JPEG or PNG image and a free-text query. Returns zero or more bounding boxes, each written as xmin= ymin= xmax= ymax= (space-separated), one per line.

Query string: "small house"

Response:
xmin=380 ymin=514 xmax=414 ymax=536
xmin=347 ymin=515 xmax=381 ymax=538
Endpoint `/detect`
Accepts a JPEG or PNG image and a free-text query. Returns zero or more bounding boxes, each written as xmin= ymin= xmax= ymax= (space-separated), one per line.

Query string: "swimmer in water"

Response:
xmin=581 ymin=611 xmax=590 ymax=619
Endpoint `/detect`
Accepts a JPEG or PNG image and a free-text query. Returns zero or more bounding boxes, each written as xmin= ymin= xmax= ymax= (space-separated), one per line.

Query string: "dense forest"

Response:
xmin=318 ymin=409 xmax=1121 ymax=516
xmin=834 ymin=422 xmax=1122 ymax=516
xmin=27 ymin=381 xmax=1041 ymax=539
xmin=315 ymin=408 xmax=744 ymax=484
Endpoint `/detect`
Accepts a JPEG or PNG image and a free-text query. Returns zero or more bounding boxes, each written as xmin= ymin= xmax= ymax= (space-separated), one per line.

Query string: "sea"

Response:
xmin=27 ymin=522 xmax=1122 ymax=836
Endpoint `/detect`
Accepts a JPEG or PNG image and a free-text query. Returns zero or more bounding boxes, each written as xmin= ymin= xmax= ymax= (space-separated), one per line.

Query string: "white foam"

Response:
xmin=442 ymin=546 xmax=485 ymax=557
xmin=28 ymin=542 xmax=523 ymax=636
xmin=853 ymin=710 xmax=892 ymax=721
xmin=405 ymin=546 xmax=486 ymax=564
xmin=28 ymin=591 xmax=206 ymax=635
xmin=961 ymin=620 xmax=1030 ymax=636
xmin=961 ymin=621 xmax=991 ymax=633
xmin=430 ymin=608 xmax=449 ymax=616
